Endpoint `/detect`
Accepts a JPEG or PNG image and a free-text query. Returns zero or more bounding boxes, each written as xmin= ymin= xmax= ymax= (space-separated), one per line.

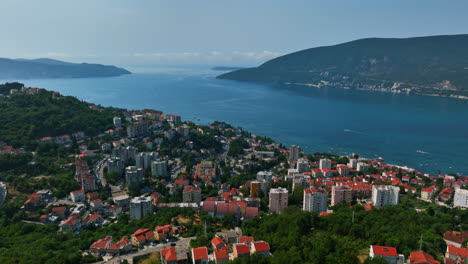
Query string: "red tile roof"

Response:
xmin=239 ymin=236 xmax=254 ymax=244
xmin=253 ymin=241 xmax=270 ymax=252
xmin=161 ymin=247 xmax=177 ymax=262
xmin=444 ymin=231 xmax=468 ymax=245
xmin=212 ymin=237 xmax=225 ymax=247
xmin=447 ymin=244 xmax=468 ymax=259
xmin=192 ymin=247 xmax=208 ymax=260
xmin=372 ymin=245 xmax=398 ymax=257
xmin=90 ymin=236 xmax=112 ymax=249
xmin=408 ymin=251 xmax=439 ymax=264
xmin=214 ymin=249 xmax=228 ymax=260
xmin=52 ymin=206 xmax=66 ymax=212
xmin=235 ymin=244 xmax=251 ymax=255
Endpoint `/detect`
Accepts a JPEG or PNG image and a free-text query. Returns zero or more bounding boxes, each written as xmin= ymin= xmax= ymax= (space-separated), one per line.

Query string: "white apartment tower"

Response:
xmin=289 ymin=145 xmax=300 ymax=163
xmin=319 ymin=159 xmax=332 ymax=170
xmin=296 ymin=158 xmax=310 ymax=173
xmin=372 ymin=185 xmax=400 ymax=207
xmin=130 ymin=196 xmax=152 ymax=219
xmin=113 ymin=117 xmax=122 ymax=127
xmin=454 ymin=188 xmax=468 ymax=208
xmin=269 ymin=188 xmax=288 ymax=214
xmin=303 ymin=187 xmax=328 ymax=213
xmin=151 ymin=160 xmax=168 ymax=178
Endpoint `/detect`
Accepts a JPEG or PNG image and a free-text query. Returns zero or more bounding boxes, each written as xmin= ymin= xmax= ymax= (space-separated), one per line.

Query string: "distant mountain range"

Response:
xmin=218 ymin=34 xmax=468 ymax=98
xmin=0 ymin=58 xmax=131 ymax=79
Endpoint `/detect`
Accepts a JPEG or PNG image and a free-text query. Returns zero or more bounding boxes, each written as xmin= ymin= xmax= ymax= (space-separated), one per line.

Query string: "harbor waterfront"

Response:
xmin=5 ymin=65 xmax=468 ymax=175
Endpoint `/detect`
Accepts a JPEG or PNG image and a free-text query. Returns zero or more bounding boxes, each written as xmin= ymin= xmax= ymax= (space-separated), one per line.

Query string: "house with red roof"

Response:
xmin=89 ymin=236 xmax=112 ymax=254
xmin=24 ymin=198 xmax=39 ymax=209
xmin=114 ymin=236 xmax=132 ymax=254
xmin=211 ymin=236 xmax=226 ymax=250
xmin=369 ymin=245 xmax=404 ymax=264
xmin=213 ymin=248 xmax=228 ymax=264
xmin=86 ymin=191 xmax=99 ymax=200
xmin=83 ymin=214 xmax=103 ymax=227
xmin=70 ymin=189 xmax=85 ymax=202
xmin=104 ymin=205 xmax=122 ymax=217
xmin=408 ymin=251 xmax=439 ymax=264
xmin=215 ymin=202 xmax=241 ymax=220
xmin=160 ymin=246 xmax=188 ymax=264
xmin=243 ymin=207 xmax=259 ymax=220
xmin=61 ymin=217 xmax=81 ymax=232
xmin=238 ymin=236 xmax=254 ymax=245
xmin=421 ymin=187 xmax=436 ymax=200
xmin=201 ymin=201 xmax=216 ymax=216
xmin=233 ymin=244 xmax=251 ymax=259
xmin=131 ymin=229 xmax=155 ymax=246
xmin=321 ymin=168 xmax=333 ymax=178
xmin=252 ymin=241 xmax=271 ymax=256
xmin=155 ymin=225 xmax=173 ymax=241
xmin=312 ymin=168 xmax=323 ymax=178
xmin=90 ymin=199 xmax=103 ymax=210
xmin=444 ymin=231 xmax=468 ymax=248
xmin=191 ymin=247 xmax=208 ymax=264
xmin=445 ymin=245 xmax=468 ymax=263
xmin=52 ymin=206 xmax=67 ymax=220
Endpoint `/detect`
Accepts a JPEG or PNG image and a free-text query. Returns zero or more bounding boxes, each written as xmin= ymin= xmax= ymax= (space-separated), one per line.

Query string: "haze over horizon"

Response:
xmin=1 ymin=0 xmax=467 ymax=67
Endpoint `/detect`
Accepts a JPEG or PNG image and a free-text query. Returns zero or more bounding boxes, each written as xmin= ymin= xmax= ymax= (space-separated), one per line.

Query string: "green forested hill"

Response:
xmin=218 ymin=34 xmax=468 ymax=96
xmin=0 ymin=85 xmax=121 ymax=148
xmin=0 ymin=58 xmax=130 ymax=79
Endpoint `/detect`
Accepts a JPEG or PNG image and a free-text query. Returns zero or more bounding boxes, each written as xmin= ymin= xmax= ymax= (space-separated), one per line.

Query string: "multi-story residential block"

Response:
xmin=256 ymin=171 xmax=273 ymax=186
xmin=337 ymin=165 xmax=350 ymax=176
xmin=70 ymin=189 xmax=85 ymax=203
xmin=250 ymin=179 xmax=267 ymax=197
xmin=152 ymin=159 xmax=168 ymax=178
xmin=183 ymin=186 xmax=201 ymax=203
xmin=357 ymin=162 xmax=369 ymax=172
xmin=176 ymin=124 xmax=191 ymax=137
xmin=296 ymin=158 xmax=310 ymax=173
xmin=136 ymin=152 xmax=158 ymax=170
xmin=107 ymin=157 xmax=124 ymax=176
xmin=319 ymin=159 xmax=332 ymax=170
xmin=303 ymin=187 xmax=328 ymax=213
xmin=331 ymin=185 xmax=353 ymax=206
xmin=454 ymin=188 xmax=468 ymax=208
xmin=81 ymin=173 xmax=96 ymax=192
xmin=348 ymin=158 xmax=357 ymax=169
xmin=166 ymin=114 xmax=182 ymax=125
xmin=113 ymin=117 xmax=122 ymax=127
xmin=127 ymin=121 xmax=150 ymax=138
xmin=130 ymin=196 xmax=152 ymax=220
xmin=125 ymin=166 xmax=144 ymax=185
xmin=269 ymin=188 xmax=288 ymax=214
xmin=289 ymin=145 xmax=300 ymax=163
xmin=372 ymin=185 xmax=400 ymax=208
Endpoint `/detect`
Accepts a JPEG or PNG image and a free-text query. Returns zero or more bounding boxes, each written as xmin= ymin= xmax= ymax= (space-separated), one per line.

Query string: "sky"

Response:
xmin=1 ymin=0 xmax=467 ymax=67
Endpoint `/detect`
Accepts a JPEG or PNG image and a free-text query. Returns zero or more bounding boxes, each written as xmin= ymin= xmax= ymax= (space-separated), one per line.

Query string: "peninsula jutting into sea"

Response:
xmin=0 ymin=83 xmax=466 ymax=263
xmin=218 ymin=34 xmax=468 ymax=99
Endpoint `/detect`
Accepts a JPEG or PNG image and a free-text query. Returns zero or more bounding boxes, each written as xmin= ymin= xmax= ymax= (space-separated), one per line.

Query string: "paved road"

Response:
xmin=22 ymin=220 xmax=45 ymax=225
xmin=96 ymin=236 xmax=195 ymax=264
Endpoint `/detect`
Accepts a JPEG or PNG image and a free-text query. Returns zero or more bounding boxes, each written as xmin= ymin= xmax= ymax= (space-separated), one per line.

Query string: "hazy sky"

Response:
xmin=1 ymin=0 xmax=467 ymax=66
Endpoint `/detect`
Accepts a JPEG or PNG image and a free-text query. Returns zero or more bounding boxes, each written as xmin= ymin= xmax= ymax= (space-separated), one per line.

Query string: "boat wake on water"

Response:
xmin=416 ymin=150 xmax=430 ymax=154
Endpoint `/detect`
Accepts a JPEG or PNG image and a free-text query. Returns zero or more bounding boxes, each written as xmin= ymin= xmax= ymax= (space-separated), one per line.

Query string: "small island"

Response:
xmin=0 ymin=58 xmax=131 ymax=79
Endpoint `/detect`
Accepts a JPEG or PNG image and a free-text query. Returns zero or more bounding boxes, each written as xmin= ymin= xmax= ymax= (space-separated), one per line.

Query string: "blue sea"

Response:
xmin=6 ymin=66 xmax=468 ymax=175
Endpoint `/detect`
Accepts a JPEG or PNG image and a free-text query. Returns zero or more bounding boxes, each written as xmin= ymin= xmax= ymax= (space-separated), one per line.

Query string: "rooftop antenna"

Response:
xmin=419 ymin=234 xmax=423 ymax=251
